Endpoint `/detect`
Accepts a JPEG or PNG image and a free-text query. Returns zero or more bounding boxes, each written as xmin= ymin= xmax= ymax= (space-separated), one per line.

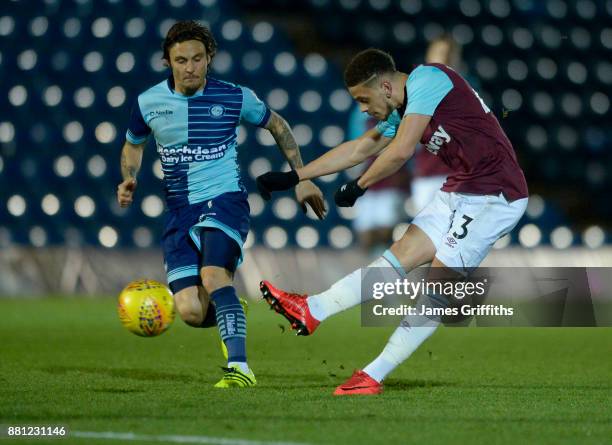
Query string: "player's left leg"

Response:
xmin=336 ymin=192 xmax=528 ymax=395
xmin=199 ymin=228 xmax=255 ymax=388
xmin=335 ymin=256 xmax=457 ymax=396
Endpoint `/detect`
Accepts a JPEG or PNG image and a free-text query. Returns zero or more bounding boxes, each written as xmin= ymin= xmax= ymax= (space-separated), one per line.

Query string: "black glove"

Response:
xmin=334 ymin=178 xmax=367 ymax=207
xmin=256 ymin=170 xmax=300 ymax=200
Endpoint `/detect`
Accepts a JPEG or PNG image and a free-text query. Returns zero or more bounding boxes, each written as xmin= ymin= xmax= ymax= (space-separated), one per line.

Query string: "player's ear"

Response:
xmin=162 ymin=58 xmax=171 ymax=69
xmin=206 ymin=53 xmax=212 ymax=66
xmin=382 ymin=79 xmax=392 ymax=98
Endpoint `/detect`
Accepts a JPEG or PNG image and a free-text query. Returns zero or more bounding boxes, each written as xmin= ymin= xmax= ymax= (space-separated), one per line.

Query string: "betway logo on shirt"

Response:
xmin=425 ymin=125 xmax=451 ymax=155
xmin=157 ymin=144 xmax=227 ymax=163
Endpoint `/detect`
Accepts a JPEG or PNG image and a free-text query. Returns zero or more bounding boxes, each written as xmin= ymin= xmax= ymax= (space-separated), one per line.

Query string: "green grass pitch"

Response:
xmin=1 ymin=297 xmax=610 ymax=444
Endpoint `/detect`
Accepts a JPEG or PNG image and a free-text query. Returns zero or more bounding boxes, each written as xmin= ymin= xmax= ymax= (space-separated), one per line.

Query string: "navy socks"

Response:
xmin=210 ymin=286 xmax=247 ymax=363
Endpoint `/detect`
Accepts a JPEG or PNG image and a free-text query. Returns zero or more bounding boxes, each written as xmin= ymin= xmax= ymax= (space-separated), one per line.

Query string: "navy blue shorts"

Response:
xmin=162 ymin=191 xmax=250 ymax=293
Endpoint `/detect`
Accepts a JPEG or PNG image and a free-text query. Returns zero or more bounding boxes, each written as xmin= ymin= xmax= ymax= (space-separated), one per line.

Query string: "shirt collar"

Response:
xmin=166 ymin=75 xmax=207 ymax=97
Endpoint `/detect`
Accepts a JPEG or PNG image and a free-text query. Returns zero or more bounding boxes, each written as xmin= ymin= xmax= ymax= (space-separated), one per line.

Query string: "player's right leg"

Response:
xmin=163 ymin=206 xmax=217 ymax=329
xmin=261 ymin=200 xmax=439 ymax=335
xmin=173 ymin=285 xmax=216 ymax=328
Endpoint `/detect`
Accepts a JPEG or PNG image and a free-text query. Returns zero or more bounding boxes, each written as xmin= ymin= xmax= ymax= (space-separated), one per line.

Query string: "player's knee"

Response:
xmin=200 ymin=272 xmax=223 ymax=294
xmin=390 ymin=224 xmax=436 ymax=269
xmin=174 ymin=287 xmax=203 ymax=326
xmin=200 ymin=266 xmax=232 ymax=295
xmin=179 ymin=310 xmax=202 ymax=327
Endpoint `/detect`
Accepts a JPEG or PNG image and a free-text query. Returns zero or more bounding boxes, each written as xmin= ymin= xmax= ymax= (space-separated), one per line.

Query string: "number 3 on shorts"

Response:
xmin=452 ymin=215 xmax=473 ymax=240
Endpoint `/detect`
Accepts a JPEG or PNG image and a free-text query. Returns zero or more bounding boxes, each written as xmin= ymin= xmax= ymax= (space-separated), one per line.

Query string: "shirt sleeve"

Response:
xmin=240 ymin=86 xmax=271 ymax=127
xmin=347 ymin=106 xmax=369 ymax=140
xmin=405 ymin=66 xmax=453 ymax=116
xmin=126 ymin=97 xmax=151 ymax=144
xmin=375 ymin=119 xmax=398 ymax=138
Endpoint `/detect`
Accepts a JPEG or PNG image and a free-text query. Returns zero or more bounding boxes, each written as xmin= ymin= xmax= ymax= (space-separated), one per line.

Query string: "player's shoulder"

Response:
xmin=136 ymin=78 xmax=172 ymax=102
xmin=206 ymin=76 xmax=243 ymax=94
xmin=407 ymin=64 xmax=454 ymax=97
xmin=409 ymin=63 xmax=452 ymax=82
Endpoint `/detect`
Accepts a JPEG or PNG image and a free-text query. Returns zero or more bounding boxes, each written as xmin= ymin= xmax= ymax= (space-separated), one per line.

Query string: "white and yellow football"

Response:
xmin=117 ymin=279 xmax=175 ymax=337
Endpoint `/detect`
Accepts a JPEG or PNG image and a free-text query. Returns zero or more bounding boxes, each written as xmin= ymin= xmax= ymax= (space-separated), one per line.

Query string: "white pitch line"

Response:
xmin=71 ymin=431 xmax=312 ymax=445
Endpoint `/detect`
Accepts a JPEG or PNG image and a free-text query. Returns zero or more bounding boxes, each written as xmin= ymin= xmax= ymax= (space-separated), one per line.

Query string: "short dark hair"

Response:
xmin=162 ymin=20 xmax=217 ymax=62
xmin=344 ymin=49 xmax=396 ymax=87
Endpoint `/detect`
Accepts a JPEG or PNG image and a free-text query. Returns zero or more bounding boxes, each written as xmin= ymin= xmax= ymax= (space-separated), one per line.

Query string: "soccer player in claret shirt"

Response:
xmin=117 ymin=20 xmax=325 ymax=388
xmin=257 ymin=49 xmax=528 ymax=395
xmin=411 ymin=35 xmax=459 ymax=212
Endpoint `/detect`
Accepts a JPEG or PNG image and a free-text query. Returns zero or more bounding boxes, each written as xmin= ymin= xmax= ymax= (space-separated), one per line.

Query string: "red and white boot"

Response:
xmin=333 ymin=370 xmax=383 ymax=396
xmin=259 ymin=280 xmax=320 ymax=336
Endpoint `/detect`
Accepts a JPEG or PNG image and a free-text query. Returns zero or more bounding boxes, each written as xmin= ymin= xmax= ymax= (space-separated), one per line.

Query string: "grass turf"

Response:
xmin=0 ymin=297 xmax=610 ymax=445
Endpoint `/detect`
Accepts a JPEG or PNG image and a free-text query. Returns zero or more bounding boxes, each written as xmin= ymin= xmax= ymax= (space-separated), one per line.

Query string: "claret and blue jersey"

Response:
xmin=374 ymin=63 xmax=528 ymax=202
xmin=375 ymin=64 xmax=453 ymax=139
xmin=126 ymin=76 xmax=271 ymax=209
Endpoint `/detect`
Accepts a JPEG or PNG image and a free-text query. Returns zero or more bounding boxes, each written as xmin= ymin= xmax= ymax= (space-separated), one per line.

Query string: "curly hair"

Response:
xmin=343 ymin=48 xmax=396 ymax=87
xmin=162 ymin=20 xmax=217 ymax=62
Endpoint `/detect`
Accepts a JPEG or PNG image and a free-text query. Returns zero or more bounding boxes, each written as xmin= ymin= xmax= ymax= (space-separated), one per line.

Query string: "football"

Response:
xmin=117 ymin=279 xmax=175 ymax=337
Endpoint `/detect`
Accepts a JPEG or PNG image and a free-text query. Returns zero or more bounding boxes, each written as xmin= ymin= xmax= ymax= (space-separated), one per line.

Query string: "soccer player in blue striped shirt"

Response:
xmin=117 ymin=21 xmax=326 ymax=387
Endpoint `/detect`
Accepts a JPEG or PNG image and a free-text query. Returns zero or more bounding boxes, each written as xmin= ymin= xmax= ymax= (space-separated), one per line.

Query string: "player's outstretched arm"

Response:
xmin=334 ymin=114 xmax=430 ymax=207
xmin=358 ymin=114 xmax=431 ymax=188
xmin=298 ymin=127 xmax=391 ymax=181
xmin=256 ymin=126 xmax=391 ymax=201
xmin=117 ymin=140 xmax=145 ymax=208
xmin=264 ymin=111 xmax=326 ymax=219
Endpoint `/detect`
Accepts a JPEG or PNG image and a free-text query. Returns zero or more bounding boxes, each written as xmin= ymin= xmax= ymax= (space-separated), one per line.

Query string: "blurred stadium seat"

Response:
xmin=0 ymin=0 xmax=610 ymax=251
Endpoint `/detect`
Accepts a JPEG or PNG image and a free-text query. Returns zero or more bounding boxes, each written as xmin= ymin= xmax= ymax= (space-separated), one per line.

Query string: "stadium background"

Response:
xmin=0 ymin=0 xmax=611 ymax=296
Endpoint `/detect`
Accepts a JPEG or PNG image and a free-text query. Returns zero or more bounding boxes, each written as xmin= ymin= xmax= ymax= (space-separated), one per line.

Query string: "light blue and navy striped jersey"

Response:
xmin=375 ymin=64 xmax=453 ymax=138
xmin=126 ymin=76 xmax=271 ymax=209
